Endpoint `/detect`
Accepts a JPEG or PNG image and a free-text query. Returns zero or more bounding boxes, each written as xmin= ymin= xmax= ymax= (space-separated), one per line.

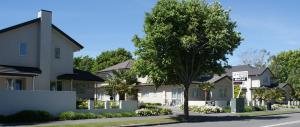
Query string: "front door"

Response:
xmin=172 ymin=88 xmax=182 ymax=106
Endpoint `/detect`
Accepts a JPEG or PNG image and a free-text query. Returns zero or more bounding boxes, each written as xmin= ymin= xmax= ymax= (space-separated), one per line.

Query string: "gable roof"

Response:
xmin=225 ymin=65 xmax=270 ymax=76
xmin=192 ymin=74 xmax=230 ymax=84
xmin=99 ymin=60 xmax=134 ymax=72
xmin=57 ymin=69 xmax=104 ymax=82
xmin=0 ymin=65 xmax=41 ymax=77
xmin=0 ymin=18 xmax=83 ymax=49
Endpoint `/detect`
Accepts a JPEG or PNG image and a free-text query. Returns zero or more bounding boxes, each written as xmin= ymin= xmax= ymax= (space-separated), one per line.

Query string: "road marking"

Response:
xmin=261 ymin=120 xmax=300 ymax=127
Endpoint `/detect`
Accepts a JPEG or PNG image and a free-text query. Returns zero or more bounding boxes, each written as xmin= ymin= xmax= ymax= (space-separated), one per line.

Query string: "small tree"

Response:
xmin=106 ymin=70 xmax=138 ymax=100
xmin=199 ymin=82 xmax=214 ymax=101
xmin=253 ymin=88 xmax=266 ymax=105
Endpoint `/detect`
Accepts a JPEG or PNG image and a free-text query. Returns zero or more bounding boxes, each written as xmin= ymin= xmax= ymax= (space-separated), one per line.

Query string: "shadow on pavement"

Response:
xmin=172 ymin=114 xmax=289 ymax=123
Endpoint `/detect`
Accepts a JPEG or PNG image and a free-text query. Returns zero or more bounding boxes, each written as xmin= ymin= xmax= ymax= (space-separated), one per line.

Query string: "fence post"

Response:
xmin=105 ymin=101 xmax=110 ymax=109
xmin=88 ymin=99 xmax=94 ymax=110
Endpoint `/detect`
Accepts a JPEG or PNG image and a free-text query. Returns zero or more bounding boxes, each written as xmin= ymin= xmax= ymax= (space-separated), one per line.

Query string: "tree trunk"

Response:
xmin=183 ymin=84 xmax=190 ymax=120
xmin=204 ymin=91 xmax=207 ymax=102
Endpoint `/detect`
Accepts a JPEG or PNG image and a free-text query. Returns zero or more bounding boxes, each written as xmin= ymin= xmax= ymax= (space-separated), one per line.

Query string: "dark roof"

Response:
xmin=0 ymin=18 xmax=83 ymax=49
xmin=57 ymin=69 xmax=104 ymax=82
xmin=0 ymin=65 xmax=41 ymax=77
xmin=225 ymin=65 xmax=269 ymax=76
xmin=99 ymin=60 xmax=134 ymax=72
xmin=192 ymin=74 xmax=230 ymax=84
xmin=278 ymin=83 xmax=289 ymax=88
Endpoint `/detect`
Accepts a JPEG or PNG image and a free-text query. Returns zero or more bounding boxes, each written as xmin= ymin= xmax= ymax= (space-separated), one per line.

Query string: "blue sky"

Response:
xmin=0 ymin=0 xmax=299 ymax=65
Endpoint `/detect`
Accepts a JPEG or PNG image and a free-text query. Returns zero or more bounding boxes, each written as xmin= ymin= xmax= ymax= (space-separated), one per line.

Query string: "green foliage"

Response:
xmin=199 ymin=82 xmax=215 ymax=101
xmin=110 ymin=101 xmax=119 ymax=109
xmin=270 ymin=49 xmax=300 ymax=88
xmin=74 ymin=55 xmax=95 ymax=72
xmin=92 ymin=48 xmax=132 ymax=72
xmin=224 ymin=107 xmax=231 ymax=113
xmin=94 ymin=101 xmax=105 ymax=109
xmin=77 ymin=98 xmax=89 ymax=109
xmin=160 ymin=108 xmax=173 ymax=115
xmin=133 ymin=0 xmax=242 ymax=118
xmin=244 ymin=106 xmax=253 ymax=112
xmin=105 ymin=70 xmax=138 ymax=100
xmin=139 ymin=103 xmax=162 ymax=109
xmin=244 ymin=106 xmax=266 ymax=112
xmin=184 ymin=106 xmax=224 ymax=114
xmin=3 ymin=110 xmax=53 ymax=123
xmin=233 ymin=85 xmax=241 ymax=98
xmin=58 ymin=111 xmax=137 ymax=120
xmin=253 ymin=88 xmax=285 ymax=102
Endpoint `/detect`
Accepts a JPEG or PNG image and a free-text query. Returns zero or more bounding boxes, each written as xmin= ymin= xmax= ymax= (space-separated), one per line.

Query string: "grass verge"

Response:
xmin=39 ymin=118 xmax=179 ymax=127
xmin=237 ymin=110 xmax=300 ymax=117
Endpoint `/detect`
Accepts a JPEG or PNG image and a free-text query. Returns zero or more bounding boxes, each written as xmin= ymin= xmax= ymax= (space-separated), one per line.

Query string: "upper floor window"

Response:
xmin=55 ymin=48 xmax=60 ymax=59
xmin=19 ymin=43 xmax=27 ymax=56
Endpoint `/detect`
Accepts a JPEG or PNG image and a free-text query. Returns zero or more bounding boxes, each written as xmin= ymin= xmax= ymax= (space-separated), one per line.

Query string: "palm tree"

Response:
xmin=199 ymin=82 xmax=214 ymax=101
xmin=106 ymin=70 xmax=138 ymax=100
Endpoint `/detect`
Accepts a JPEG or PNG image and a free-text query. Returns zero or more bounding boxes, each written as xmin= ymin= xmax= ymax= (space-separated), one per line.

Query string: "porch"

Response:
xmin=0 ymin=65 xmax=41 ymax=91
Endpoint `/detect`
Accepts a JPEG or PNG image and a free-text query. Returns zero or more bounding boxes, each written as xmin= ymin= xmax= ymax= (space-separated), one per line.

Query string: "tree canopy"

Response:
xmin=74 ymin=55 xmax=95 ymax=72
xmin=133 ymin=0 xmax=242 ymax=119
xmin=239 ymin=49 xmax=272 ymax=69
xmin=92 ymin=48 xmax=133 ymax=72
xmin=269 ymin=49 xmax=300 ymax=88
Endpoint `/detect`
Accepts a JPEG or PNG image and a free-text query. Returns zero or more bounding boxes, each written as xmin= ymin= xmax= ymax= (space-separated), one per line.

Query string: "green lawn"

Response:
xmin=237 ymin=110 xmax=300 ymax=117
xmin=39 ymin=118 xmax=179 ymax=127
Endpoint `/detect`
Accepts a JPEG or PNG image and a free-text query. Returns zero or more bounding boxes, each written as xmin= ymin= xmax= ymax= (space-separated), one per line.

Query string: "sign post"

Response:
xmin=231 ymin=71 xmax=248 ymax=113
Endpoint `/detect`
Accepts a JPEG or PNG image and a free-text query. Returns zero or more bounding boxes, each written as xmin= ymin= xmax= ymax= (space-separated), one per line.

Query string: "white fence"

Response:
xmin=77 ymin=100 xmax=138 ymax=114
xmin=189 ymin=100 xmax=229 ymax=108
xmin=0 ymin=90 xmax=76 ymax=116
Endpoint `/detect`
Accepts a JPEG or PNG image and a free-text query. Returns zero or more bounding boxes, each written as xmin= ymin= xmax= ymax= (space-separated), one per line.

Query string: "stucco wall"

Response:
xmin=0 ymin=90 xmax=76 ymax=116
xmin=0 ymin=22 xmax=39 ymax=67
xmin=0 ymin=77 xmax=34 ymax=90
xmin=50 ymin=29 xmax=74 ymax=81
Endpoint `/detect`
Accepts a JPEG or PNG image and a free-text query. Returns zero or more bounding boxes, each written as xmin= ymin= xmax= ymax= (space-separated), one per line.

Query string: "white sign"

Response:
xmin=232 ymin=71 xmax=248 ymax=82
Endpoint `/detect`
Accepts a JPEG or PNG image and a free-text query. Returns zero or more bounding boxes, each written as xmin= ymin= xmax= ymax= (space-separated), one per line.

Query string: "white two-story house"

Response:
xmin=0 ymin=10 xmax=103 ymax=99
xmin=225 ymin=65 xmax=274 ymax=104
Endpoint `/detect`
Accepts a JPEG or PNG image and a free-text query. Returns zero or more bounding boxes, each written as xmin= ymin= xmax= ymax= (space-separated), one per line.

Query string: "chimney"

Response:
xmin=37 ymin=10 xmax=52 ymax=90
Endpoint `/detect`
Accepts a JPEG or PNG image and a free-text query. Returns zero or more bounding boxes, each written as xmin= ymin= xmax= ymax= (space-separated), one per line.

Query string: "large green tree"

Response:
xmin=269 ymin=50 xmax=300 ymax=88
xmin=74 ymin=55 xmax=95 ymax=72
xmin=92 ymin=48 xmax=133 ymax=72
xmin=132 ymin=0 xmax=241 ymax=119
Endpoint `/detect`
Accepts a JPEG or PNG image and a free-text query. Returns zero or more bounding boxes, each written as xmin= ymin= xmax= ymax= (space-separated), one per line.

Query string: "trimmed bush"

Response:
xmin=6 ymin=110 xmax=53 ymax=122
xmin=160 ymin=108 xmax=173 ymax=115
xmin=120 ymin=112 xmax=137 ymax=117
xmin=244 ymin=106 xmax=253 ymax=112
xmin=180 ymin=105 xmax=224 ymax=114
xmin=139 ymin=103 xmax=162 ymax=109
xmin=58 ymin=111 xmax=138 ymax=120
xmin=101 ymin=113 xmax=114 ymax=118
xmin=77 ymin=99 xmax=88 ymax=109
xmin=94 ymin=101 xmax=105 ymax=109
xmin=224 ymin=107 xmax=231 ymax=113
xmin=58 ymin=111 xmax=76 ymax=120
xmin=110 ymin=101 xmax=119 ymax=109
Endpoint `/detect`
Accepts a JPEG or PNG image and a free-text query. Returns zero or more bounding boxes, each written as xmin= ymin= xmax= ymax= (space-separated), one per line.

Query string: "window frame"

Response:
xmin=55 ymin=47 xmax=61 ymax=59
xmin=19 ymin=42 xmax=28 ymax=56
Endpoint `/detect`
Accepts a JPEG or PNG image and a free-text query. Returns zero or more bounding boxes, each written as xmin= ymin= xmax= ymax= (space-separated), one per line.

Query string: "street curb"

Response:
xmin=120 ymin=121 xmax=181 ymax=127
xmin=238 ymin=111 xmax=300 ymax=117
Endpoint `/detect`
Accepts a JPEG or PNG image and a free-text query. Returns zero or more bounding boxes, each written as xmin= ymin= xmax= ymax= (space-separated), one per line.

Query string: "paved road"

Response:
xmin=149 ymin=113 xmax=300 ymax=127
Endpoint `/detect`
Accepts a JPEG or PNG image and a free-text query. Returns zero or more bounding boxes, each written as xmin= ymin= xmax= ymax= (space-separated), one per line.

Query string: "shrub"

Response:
xmin=182 ymin=105 xmax=224 ymax=114
xmin=136 ymin=108 xmax=160 ymax=116
xmin=77 ymin=99 xmax=89 ymax=109
xmin=139 ymin=103 xmax=162 ymax=109
xmin=101 ymin=113 xmax=114 ymax=118
xmin=244 ymin=106 xmax=253 ymax=112
xmin=59 ymin=111 xmax=76 ymax=120
xmin=110 ymin=101 xmax=119 ymax=109
xmin=160 ymin=108 xmax=173 ymax=115
xmin=94 ymin=101 xmax=105 ymax=109
xmin=111 ymin=113 xmax=123 ymax=117
xmin=224 ymin=107 xmax=231 ymax=113
xmin=253 ymin=106 xmax=266 ymax=111
xmin=7 ymin=110 xmax=52 ymax=122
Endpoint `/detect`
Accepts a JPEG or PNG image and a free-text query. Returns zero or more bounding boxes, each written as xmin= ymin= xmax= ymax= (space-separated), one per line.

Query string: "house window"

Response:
xmin=7 ymin=79 xmax=24 ymax=90
xmin=19 ymin=43 xmax=27 ymax=56
xmin=55 ymin=48 xmax=60 ymax=59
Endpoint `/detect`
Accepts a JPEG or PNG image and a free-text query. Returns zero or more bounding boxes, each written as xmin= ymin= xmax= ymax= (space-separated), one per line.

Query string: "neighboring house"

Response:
xmin=0 ymin=10 xmax=103 ymax=99
xmin=95 ymin=60 xmax=232 ymax=106
xmin=225 ymin=65 xmax=274 ymax=104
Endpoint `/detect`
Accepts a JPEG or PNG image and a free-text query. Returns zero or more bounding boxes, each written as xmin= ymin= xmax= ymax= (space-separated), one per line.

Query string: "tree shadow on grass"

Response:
xmin=171 ymin=114 xmax=289 ymax=123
